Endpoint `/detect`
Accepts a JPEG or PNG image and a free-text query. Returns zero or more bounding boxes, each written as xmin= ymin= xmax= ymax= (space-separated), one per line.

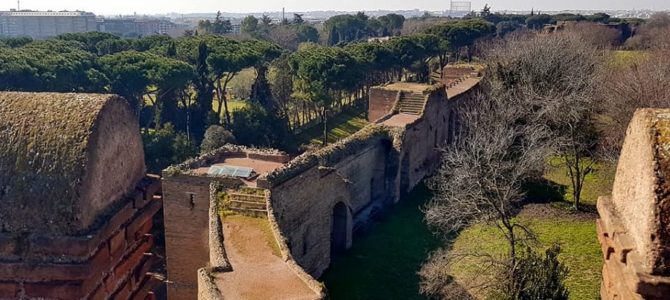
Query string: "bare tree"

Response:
xmin=598 ymin=50 xmax=670 ymax=157
xmin=625 ymin=13 xmax=670 ymax=50
xmin=564 ymin=22 xmax=620 ymax=49
xmin=423 ymin=90 xmax=551 ymax=298
xmin=486 ymin=33 xmax=601 ymax=210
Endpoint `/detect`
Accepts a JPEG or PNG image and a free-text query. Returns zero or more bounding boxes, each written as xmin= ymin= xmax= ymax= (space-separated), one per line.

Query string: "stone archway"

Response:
xmin=400 ymin=154 xmax=410 ymax=197
xmin=331 ymin=202 xmax=349 ymax=255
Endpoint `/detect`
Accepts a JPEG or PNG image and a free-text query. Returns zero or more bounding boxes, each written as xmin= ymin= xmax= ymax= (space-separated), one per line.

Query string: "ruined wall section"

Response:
xmin=162 ymin=145 xmax=287 ymax=299
xmin=368 ymin=89 xmax=399 ymax=122
xmin=0 ymin=92 xmax=145 ymax=235
xmin=267 ymin=165 xmax=354 ymax=277
xmin=598 ymin=109 xmax=670 ymax=299
xmin=264 ymin=80 xmax=479 ymax=278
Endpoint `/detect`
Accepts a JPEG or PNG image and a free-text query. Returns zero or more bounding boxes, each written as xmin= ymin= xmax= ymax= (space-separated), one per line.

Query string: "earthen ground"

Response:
xmin=381 ymin=113 xmax=421 ymax=127
xmin=447 ymin=78 xmax=481 ymax=98
xmin=215 ymin=216 xmax=318 ymax=300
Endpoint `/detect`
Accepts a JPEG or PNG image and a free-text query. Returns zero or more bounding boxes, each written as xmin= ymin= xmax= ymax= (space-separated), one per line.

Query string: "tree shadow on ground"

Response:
xmin=522 ymin=178 xmax=597 ymax=214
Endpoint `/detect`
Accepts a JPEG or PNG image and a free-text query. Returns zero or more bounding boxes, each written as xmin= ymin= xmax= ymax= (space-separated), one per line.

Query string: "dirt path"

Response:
xmin=215 ymin=216 xmax=319 ymax=300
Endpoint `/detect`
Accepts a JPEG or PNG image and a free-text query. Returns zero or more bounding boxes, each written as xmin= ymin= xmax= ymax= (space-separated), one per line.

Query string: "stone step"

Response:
xmin=399 ymin=105 xmax=424 ymax=111
xmin=399 ymin=102 xmax=424 ymax=108
xmin=228 ymin=207 xmax=268 ymax=218
xmin=229 ymin=200 xmax=267 ymax=210
xmin=398 ymin=109 xmax=422 ymax=115
xmin=227 ymin=193 xmax=266 ymax=204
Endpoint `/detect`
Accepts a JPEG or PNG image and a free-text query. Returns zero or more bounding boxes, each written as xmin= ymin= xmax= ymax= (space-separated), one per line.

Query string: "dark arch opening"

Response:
xmin=400 ymin=154 xmax=410 ymax=197
xmin=331 ymin=202 xmax=349 ymax=255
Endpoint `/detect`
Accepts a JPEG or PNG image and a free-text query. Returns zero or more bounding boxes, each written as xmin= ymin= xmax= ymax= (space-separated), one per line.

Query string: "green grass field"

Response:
xmin=449 ymin=215 xmax=602 ymax=299
xmin=212 ymin=99 xmax=249 ymax=118
xmin=543 ymin=158 xmax=617 ymax=207
xmin=321 ymin=185 xmax=441 ymax=300
xmin=608 ymin=50 xmax=648 ymax=69
xmin=448 ymin=159 xmax=615 ymax=299
xmin=294 ymin=108 xmax=368 ymax=147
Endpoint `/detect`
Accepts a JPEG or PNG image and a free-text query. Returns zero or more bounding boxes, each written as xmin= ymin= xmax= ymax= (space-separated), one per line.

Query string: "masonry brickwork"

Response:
xmin=597 ymin=109 xmax=670 ymax=299
xmin=0 ymin=92 xmax=163 ymax=300
xmin=161 ymin=74 xmax=481 ymax=299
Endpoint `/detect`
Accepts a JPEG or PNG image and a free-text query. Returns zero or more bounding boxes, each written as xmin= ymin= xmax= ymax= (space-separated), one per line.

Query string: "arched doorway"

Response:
xmin=400 ymin=154 xmax=410 ymax=197
xmin=331 ymin=202 xmax=348 ymax=255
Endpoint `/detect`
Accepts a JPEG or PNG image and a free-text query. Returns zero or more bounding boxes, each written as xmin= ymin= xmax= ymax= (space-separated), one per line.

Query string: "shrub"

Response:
xmin=491 ymin=244 xmax=570 ymax=300
xmin=200 ymin=125 xmax=235 ymax=154
xmin=143 ymin=123 xmax=198 ymax=173
xmin=229 ymin=104 xmax=292 ymax=150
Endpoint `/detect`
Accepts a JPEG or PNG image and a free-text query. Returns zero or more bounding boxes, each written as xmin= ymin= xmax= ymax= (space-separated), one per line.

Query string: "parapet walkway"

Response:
xmin=215 ymin=215 xmax=319 ymax=300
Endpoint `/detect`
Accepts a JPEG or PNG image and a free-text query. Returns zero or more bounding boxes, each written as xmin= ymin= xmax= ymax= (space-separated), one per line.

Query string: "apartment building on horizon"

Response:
xmin=0 ymin=10 xmax=96 ymax=39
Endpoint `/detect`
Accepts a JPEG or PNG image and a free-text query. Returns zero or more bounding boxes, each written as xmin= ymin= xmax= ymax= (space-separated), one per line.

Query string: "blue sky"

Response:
xmin=2 ymin=0 xmax=669 ymax=14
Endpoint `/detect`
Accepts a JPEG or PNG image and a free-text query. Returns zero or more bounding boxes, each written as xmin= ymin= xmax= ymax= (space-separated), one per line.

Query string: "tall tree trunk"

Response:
xmin=322 ymin=107 xmax=328 ymax=146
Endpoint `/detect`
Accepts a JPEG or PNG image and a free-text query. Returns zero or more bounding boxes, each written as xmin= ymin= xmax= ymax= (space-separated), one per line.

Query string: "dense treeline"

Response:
xmin=0 ymin=16 xmax=496 ymax=171
xmin=0 ymin=8 xmax=638 ymax=172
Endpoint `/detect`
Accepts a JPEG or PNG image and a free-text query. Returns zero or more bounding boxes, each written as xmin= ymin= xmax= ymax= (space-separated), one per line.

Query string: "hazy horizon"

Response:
xmin=2 ymin=0 xmax=669 ymax=15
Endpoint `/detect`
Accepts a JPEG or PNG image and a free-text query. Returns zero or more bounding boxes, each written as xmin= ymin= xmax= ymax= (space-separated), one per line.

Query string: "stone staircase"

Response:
xmin=397 ymin=92 xmax=426 ymax=115
xmin=227 ymin=192 xmax=268 ymax=218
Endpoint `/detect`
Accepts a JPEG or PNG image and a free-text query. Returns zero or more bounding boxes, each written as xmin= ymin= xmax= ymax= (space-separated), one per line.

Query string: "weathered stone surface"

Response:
xmin=598 ymin=108 xmax=670 ymax=299
xmin=0 ymin=92 xmax=145 ymax=235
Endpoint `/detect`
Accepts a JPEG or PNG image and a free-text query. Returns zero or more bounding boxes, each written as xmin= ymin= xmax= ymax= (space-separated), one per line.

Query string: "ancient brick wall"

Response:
xmin=0 ymin=177 xmax=162 ymax=300
xmin=162 ymin=175 xmax=216 ymax=300
xmin=368 ymin=88 xmax=399 ymax=122
xmin=597 ymin=109 xmax=670 ymax=299
xmin=269 ymin=166 xmax=354 ymax=276
xmin=161 ymin=78 xmax=481 ymax=299
xmin=267 ymin=81 xmax=478 ymax=278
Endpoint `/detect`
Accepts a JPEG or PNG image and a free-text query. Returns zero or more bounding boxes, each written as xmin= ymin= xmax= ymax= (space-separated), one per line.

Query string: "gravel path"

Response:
xmin=216 ymin=216 xmax=319 ymax=300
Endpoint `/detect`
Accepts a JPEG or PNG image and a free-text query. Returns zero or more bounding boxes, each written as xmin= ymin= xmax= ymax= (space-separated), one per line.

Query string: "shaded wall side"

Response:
xmin=163 ymin=176 xmax=212 ymax=300
xmin=610 ymin=109 xmax=658 ymax=274
xmin=269 ymin=167 xmax=353 ymax=277
xmin=80 ymin=96 xmax=146 ymax=233
xmin=334 ymin=145 xmax=390 ymax=214
xmin=400 ymin=87 xmax=468 ymax=195
xmin=369 ymin=89 xmax=399 ymax=122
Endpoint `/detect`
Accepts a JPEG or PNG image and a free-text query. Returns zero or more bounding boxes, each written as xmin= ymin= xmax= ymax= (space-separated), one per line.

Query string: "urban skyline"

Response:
xmin=1 ymin=0 xmax=669 ymax=15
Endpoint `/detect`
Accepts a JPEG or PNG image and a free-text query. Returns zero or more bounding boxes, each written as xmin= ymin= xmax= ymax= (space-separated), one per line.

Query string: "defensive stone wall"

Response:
xmin=263 ymin=79 xmax=479 ymax=278
xmin=162 ymin=75 xmax=481 ymax=299
xmin=597 ymin=109 xmax=670 ymax=299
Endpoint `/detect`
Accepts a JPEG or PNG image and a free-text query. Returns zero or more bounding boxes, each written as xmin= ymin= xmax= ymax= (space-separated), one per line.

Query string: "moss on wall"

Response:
xmin=0 ymin=92 xmax=142 ymax=234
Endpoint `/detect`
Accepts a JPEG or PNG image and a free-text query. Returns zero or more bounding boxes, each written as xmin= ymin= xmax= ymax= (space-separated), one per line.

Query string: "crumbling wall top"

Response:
xmin=609 ymin=108 xmax=670 ymax=274
xmin=0 ymin=92 xmax=145 ymax=235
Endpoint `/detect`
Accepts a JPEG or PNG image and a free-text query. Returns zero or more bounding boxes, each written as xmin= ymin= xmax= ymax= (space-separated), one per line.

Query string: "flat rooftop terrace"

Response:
xmin=382 ymin=113 xmax=421 ymax=127
xmin=192 ymin=157 xmax=285 ymax=187
xmin=377 ymin=82 xmax=429 ymax=94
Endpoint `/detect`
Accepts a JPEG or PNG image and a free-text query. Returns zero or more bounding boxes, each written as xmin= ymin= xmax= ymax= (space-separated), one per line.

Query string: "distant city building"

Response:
xmin=98 ymin=17 xmax=186 ymax=37
xmin=0 ymin=10 xmax=96 ymax=39
xmin=448 ymin=1 xmax=472 ymax=17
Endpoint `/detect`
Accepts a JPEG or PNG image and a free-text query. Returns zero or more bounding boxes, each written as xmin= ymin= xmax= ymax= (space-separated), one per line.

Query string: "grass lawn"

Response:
xmin=294 ymin=108 xmax=368 ymax=147
xmin=321 ymin=185 xmax=441 ymax=300
xmin=543 ymin=158 xmax=617 ymax=207
xmin=449 ymin=213 xmax=602 ymax=300
xmin=212 ymin=99 xmax=249 ymax=118
xmin=608 ymin=50 xmax=648 ymax=69
xmin=448 ymin=159 xmax=616 ymax=299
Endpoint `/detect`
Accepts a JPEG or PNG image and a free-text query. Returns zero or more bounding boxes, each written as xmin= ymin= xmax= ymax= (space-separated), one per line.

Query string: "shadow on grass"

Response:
xmin=320 ymin=184 xmax=445 ymax=300
xmin=522 ymin=178 xmax=597 ymax=213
